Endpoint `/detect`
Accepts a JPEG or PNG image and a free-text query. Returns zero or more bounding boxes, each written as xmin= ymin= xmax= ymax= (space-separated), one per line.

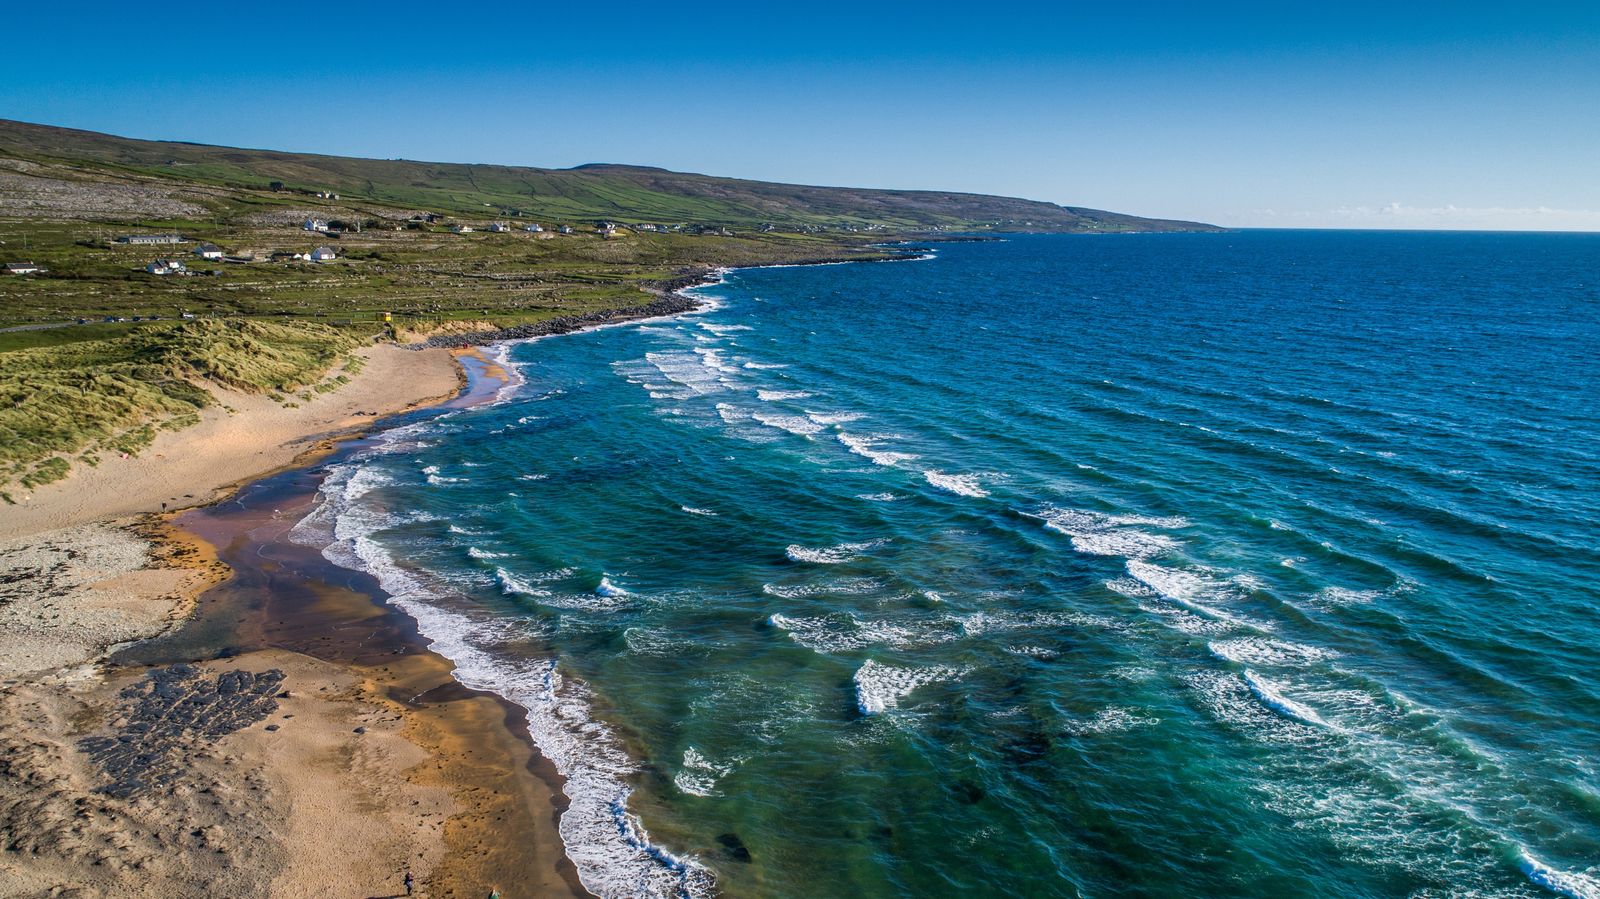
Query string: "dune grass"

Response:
xmin=0 ymin=320 xmax=367 ymax=496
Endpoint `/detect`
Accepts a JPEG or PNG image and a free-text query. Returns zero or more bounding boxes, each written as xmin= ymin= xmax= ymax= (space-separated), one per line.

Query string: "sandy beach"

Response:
xmin=0 ymin=344 xmax=463 ymax=542
xmin=0 ymin=346 xmax=583 ymax=899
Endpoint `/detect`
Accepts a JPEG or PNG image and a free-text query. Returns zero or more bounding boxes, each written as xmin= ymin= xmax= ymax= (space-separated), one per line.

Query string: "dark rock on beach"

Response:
xmin=77 ymin=664 xmax=284 ymax=799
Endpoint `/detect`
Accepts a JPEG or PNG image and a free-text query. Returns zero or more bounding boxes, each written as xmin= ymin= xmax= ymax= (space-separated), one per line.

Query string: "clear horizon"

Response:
xmin=4 ymin=2 xmax=1597 ymax=231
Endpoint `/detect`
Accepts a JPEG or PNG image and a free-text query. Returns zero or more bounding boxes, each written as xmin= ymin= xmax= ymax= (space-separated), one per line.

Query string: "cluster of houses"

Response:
xmin=134 ymin=236 xmax=335 ymax=275
xmin=145 ymin=259 xmax=190 ymax=276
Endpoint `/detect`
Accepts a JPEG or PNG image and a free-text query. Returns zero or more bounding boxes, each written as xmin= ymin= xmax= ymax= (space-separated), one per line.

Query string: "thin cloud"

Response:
xmin=1245 ymin=203 xmax=1600 ymax=231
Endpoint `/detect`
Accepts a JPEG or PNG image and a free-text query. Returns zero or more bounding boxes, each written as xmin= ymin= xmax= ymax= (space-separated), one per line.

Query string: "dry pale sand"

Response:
xmin=0 ymin=344 xmax=462 ymax=542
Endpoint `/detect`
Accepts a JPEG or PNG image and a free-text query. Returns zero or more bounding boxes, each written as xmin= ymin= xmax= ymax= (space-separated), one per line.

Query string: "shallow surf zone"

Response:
xmin=294 ymin=423 xmax=715 ymax=899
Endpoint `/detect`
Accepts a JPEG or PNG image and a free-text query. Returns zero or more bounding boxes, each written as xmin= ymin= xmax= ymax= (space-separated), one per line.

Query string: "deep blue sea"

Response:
xmin=299 ymin=231 xmax=1600 ymax=898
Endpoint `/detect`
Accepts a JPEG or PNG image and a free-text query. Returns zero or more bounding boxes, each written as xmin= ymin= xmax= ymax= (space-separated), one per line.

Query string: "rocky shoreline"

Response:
xmin=413 ymin=250 xmax=925 ymax=351
xmin=413 ymin=271 xmax=713 ymax=351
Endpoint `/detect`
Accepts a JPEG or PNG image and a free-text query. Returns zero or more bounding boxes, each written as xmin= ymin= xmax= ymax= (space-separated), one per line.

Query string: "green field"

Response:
xmin=0 ymin=118 xmax=1220 ymax=494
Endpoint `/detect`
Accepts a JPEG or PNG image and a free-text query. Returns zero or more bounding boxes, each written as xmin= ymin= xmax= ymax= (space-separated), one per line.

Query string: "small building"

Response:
xmin=194 ymin=243 xmax=224 ymax=260
xmin=310 ymin=246 xmax=338 ymax=262
xmin=5 ymin=262 xmax=43 ymax=275
xmin=488 ymin=221 xmax=511 ymax=233
xmin=450 ymin=224 xmax=475 ymax=234
xmin=117 ymin=234 xmax=185 ymax=245
xmin=146 ymin=259 xmax=187 ymax=276
xmin=304 ymin=218 xmax=330 ymax=232
xmin=557 ymin=225 xmax=573 ymax=234
xmin=522 ymin=223 xmax=544 ymax=233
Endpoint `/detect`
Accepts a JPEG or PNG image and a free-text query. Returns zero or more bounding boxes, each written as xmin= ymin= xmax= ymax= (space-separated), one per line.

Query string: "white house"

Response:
xmin=310 ymin=246 xmax=338 ymax=262
xmin=5 ymin=262 xmax=43 ymax=275
xmin=117 ymin=234 xmax=185 ymax=245
xmin=488 ymin=221 xmax=511 ymax=232
xmin=304 ymin=218 xmax=330 ymax=232
xmin=522 ymin=223 xmax=544 ymax=233
xmin=450 ymin=224 xmax=475 ymax=234
xmin=146 ymin=259 xmax=187 ymax=275
xmin=193 ymin=243 xmax=224 ymax=260
xmin=557 ymin=225 xmax=573 ymax=234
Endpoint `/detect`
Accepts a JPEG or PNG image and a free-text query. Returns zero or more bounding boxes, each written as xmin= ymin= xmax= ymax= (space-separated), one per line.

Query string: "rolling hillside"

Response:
xmin=0 ymin=119 xmax=1220 ymax=233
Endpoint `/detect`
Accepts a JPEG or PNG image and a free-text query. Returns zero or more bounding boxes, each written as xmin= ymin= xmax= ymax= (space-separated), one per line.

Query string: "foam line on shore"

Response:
xmin=298 ymin=419 xmax=714 ymax=899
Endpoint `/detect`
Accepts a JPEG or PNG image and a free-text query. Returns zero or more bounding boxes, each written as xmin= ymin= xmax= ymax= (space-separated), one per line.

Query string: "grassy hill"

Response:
xmin=0 ymin=119 xmax=1219 ymax=233
xmin=0 ymin=118 xmax=1221 ymax=494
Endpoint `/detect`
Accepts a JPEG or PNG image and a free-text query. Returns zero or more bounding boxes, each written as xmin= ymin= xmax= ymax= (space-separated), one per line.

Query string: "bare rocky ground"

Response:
xmin=0 ymin=666 xmax=288 ymax=898
xmin=0 ymin=524 xmax=217 ymax=679
xmin=0 ymin=161 xmax=206 ymax=220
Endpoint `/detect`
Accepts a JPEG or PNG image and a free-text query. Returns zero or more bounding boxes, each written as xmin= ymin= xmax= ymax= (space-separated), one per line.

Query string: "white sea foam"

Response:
xmin=1061 ymin=707 xmax=1160 ymax=735
xmin=698 ymin=322 xmax=752 ymax=334
xmin=468 ymin=546 xmax=509 ymax=560
xmin=303 ymin=448 xmax=711 ymax=898
xmin=757 ymin=389 xmax=813 ymax=401
xmin=807 ymin=410 xmax=864 ymax=425
xmin=674 ymin=747 xmax=737 ymax=798
xmin=766 ymin=612 xmax=943 ymax=653
xmin=852 ymin=660 xmax=963 ymax=715
xmin=955 ymin=610 xmax=1116 ymax=636
xmin=1518 ymin=850 xmax=1600 ymax=899
xmin=596 ymin=575 xmax=630 ymax=597
xmin=923 ymin=470 xmax=989 ymax=497
xmin=743 ymin=361 xmax=788 ymax=370
xmin=856 ymin=492 xmax=900 ymax=502
xmin=496 ymin=567 xmax=551 ymax=597
xmin=1314 ymin=585 xmax=1384 ymax=605
xmin=484 ymin=341 xmax=529 ymax=404
xmin=680 ymin=506 xmax=718 ymax=516
xmin=1242 ymin=669 xmax=1339 ymax=731
xmin=752 ymin=411 xmax=823 ymax=437
xmin=518 ymin=473 xmax=550 ymax=482
xmin=420 ymin=465 xmax=466 ymax=486
xmin=839 ymin=433 xmax=918 ymax=467
xmin=784 ymin=539 xmax=887 ymax=564
xmin=761 ymin=577 xmax=885 ymax=599
xmin=1208 ymin=637 xmax=1338 ymax=667
xmin=1125 ymin=560 xmax=1247 ymax=625
xmin=646 ymin=351 xmax=723 ymax=395
xmin=1004 ymin=645 xmax=1058 ymax=660
xmin=1185 ymin=671 xmax=1326 ymax=746
xmin=693 ymin=346 xmax=739 ymax=374
xmin=1030 ymin=506 xmax=1186 ymax=559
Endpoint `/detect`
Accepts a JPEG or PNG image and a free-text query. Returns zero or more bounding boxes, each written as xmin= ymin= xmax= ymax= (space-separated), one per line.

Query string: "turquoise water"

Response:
xmin=302 ymin=232 xmax=1600 ymax=898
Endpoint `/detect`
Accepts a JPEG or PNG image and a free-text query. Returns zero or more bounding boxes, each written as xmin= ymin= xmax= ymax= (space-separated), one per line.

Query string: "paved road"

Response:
xmin=0 ymin=321 xmax=76 ymax=333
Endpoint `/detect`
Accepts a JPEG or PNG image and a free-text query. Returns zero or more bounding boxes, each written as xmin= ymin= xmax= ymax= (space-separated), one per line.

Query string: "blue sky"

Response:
xmin=4 ymin=2 xmax=1598 ymax=229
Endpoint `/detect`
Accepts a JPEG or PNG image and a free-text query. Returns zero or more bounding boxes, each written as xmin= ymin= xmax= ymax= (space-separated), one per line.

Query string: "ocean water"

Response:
xmin=298 ymin=231 xmax=1600 ymax=898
